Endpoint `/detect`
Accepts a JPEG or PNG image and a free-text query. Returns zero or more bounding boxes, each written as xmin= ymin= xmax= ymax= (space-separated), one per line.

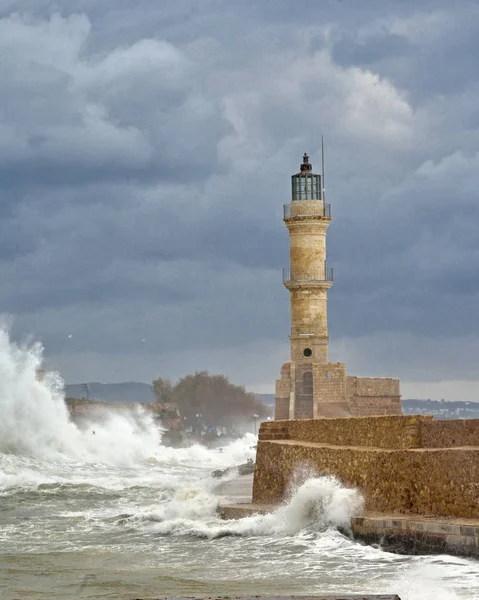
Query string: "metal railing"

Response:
xmin=282 ymin=266 xmax=334 ymax=284
xmin=283 ymin=202 xmax=331 ymax=219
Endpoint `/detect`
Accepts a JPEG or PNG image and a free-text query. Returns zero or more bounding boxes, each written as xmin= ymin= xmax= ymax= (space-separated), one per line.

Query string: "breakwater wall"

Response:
xmin=253 ymin=415 xmax=479 ymax=519
xmin=219 ymin=502 xmax=479 ymax=558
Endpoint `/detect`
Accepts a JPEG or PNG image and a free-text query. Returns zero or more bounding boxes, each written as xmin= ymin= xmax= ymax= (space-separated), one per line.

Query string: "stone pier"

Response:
xmin=218 ymin=415 xmax=479 ymax=558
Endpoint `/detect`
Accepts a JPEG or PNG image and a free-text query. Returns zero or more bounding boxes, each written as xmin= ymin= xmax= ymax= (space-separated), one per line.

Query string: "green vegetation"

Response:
xmin=152 ymin=371 xmax=269 ymax=432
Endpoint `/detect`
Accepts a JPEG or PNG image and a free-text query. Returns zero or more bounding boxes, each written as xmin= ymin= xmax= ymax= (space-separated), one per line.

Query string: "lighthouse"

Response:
xmin=284 ymin=151 xmax=332 ymax=365
xmin=274 ymin=148 xmax=402 ymax=420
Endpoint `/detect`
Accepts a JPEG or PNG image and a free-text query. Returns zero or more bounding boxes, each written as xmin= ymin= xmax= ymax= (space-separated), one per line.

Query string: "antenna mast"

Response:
xmin=321 ymin=135 xmax=325 ymax=201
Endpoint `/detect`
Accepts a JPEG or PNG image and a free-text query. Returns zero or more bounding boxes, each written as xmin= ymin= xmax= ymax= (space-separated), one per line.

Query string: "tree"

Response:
xmin=152 ymin=376 xmax=173 ymax=404
xmin=152 ymin=370 xmax=270 ymax=433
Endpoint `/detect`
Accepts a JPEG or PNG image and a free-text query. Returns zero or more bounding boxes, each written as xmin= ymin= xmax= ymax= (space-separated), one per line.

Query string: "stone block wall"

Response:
xmin=355 ymin=377 xmax=400 ymax=396
xmin=287 ymin=200 xmax=325 ymax=218
xmin=287 ymin=220 xmax=328 ymax=282
xmin=313 ymin=363 xmax=346 ymax=403
xmin=289 ymin=289 xmax=329 ymax=338
xmin=252 ymin=440 xmax=479 ymax=518
xmin=421 ymin=419 xmax=479 ymax=448
xmin=275 ymin=362 xmax=292 ymax=420
xmin=312 ymin=362 xmax=350 ymax=417
xmin=274 ymin=378 xmax=290 ymax=420
xmin=273 ymin=365 xmax=401 ymax=421
xmin=347 ymin=376 xmax=402 ymax=416
xmin=262 ymin=415 xmax=430 ymax=449
xmin=253 ymin=415 xmax=479 ymax=518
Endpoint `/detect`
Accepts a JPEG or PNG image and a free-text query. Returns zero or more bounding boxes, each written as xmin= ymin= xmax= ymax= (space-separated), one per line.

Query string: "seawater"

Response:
xmin=0 ymin=330 xmax=478 ymax=600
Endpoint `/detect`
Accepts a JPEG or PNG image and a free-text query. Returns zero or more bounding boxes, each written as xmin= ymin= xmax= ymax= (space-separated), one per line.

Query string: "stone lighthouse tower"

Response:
xmin=274 ymin=150 xmax=402 ymax=420
xmin=284 ymin=151 xmax=332 ymax=368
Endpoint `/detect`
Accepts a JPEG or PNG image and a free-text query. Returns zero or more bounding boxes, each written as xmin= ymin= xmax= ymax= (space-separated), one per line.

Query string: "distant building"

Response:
xmin=275 ymin=152 xmax=402 ymax=419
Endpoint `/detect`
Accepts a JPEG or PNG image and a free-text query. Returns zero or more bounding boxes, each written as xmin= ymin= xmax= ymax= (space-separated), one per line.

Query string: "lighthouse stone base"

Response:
xmin=275 ymin=361 xmax=401 ymax=420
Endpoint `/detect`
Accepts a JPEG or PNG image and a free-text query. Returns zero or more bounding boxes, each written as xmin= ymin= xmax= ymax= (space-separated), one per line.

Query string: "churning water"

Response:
xmin=0 ymin=330 xmax=478 ymax=600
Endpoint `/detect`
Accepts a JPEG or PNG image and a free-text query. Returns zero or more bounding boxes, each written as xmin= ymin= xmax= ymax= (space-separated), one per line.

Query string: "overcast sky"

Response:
xmin=2 ymin=1 xmax=479 ymax=400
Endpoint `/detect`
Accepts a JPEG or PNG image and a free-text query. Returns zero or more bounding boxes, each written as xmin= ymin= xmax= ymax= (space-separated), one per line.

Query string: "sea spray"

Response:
xmin=0 ymin=329 xmax=76 ymax=459
xmin=386 ymin=560 xmax=470 ymax=600
xmin=154 ymin=433 xmax=257 ymax=471
xmin=135 ymin=475 xmax=363 ymax=538
xmin=0 ymin=327 xmax=161 ymax=465
xmin=274 ymin=475 xmax=364 ymax=532
xmin=0 ymin=323 xmax=257 ymax=497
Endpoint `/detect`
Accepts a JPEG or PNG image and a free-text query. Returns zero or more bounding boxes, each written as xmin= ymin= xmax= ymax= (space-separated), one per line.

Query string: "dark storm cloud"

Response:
xmin=0 ymin=13 xmax=228 ymax=191
xmin=2 ymin=1 xmax=479 ymax=393
xmin=330 ymin=10 xmax=479 ymax=101
xmin=328 ymin=149 xmax=479 ymax=343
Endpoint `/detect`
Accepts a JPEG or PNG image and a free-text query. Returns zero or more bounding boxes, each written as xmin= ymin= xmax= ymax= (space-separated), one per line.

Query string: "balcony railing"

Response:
xmin=283 ymin=202 xmax=331 ymax=219
xmin=283 ymin=267 xmax=334 ymax=284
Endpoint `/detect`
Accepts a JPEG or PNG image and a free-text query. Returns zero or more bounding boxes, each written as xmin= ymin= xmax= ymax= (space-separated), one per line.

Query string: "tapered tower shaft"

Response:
xmin=283 ymin=153 xmax=332 ymax=365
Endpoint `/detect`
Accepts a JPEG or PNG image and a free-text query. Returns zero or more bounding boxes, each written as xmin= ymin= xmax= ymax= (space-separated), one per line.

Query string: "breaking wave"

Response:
xmin=0 ymin=328 xmax=161 ymax=465
xmin=128 ymin=475 xmax=364 ymax=538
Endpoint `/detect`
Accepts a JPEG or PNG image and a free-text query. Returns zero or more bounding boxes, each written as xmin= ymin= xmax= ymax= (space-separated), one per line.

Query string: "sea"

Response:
xmin=0 ymin=329 xmax=478 ymax=600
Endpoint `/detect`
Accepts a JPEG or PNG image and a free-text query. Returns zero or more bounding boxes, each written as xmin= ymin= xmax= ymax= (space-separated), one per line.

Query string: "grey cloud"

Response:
xmin=1 ymin=3 xmax=479 ymax=393
xmin=331 ymin=33 xmax=413 ymax=67
xmin=0 ymin=14 xmax=228 ymax=189
xmin=328 ymin=150 xmax=479 ymax=341
xmin=329 ymin=7 xmax=479 ymax=102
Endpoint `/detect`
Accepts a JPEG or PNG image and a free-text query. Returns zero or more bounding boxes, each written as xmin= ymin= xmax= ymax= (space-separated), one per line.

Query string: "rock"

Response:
xmin=211 ymin=467 xmax=234 ymax=478
xmin=211 ymin=459 xmax=255 ymax=479
xmin=237 ymin=459 xmax=255 ymax=475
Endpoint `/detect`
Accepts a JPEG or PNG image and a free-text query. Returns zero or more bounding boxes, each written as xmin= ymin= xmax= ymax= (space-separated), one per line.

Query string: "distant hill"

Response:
xmin=65 ymin=382 xmax=156 ymax=404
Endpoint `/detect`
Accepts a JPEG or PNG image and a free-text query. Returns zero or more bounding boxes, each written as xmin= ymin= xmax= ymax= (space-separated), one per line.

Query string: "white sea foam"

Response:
xmin=1 ymin=327 xmax=478 ymax=600
xmin=386 ymin=561 xmax=473 ymax=600
xmin=0 ymin=327 xmax=259 ymax=473
xmin=133 ymin=475 xmax=363 ymax=538
xmin=154 ymin=433 xmax=256 ymax=470
xmin=0 ymin=328 xmax=161 ymax=465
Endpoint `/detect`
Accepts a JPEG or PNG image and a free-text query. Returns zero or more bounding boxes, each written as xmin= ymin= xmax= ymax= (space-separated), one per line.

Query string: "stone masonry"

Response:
xmin=275 ymin=153 xmax=401 ymax=420
xmin=253 ymin=416 xmax=479 ymax=519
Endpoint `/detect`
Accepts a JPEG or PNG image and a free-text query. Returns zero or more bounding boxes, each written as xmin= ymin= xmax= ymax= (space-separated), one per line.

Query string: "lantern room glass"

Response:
xmin=291 ymin=173 xmax=322 ymax=200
